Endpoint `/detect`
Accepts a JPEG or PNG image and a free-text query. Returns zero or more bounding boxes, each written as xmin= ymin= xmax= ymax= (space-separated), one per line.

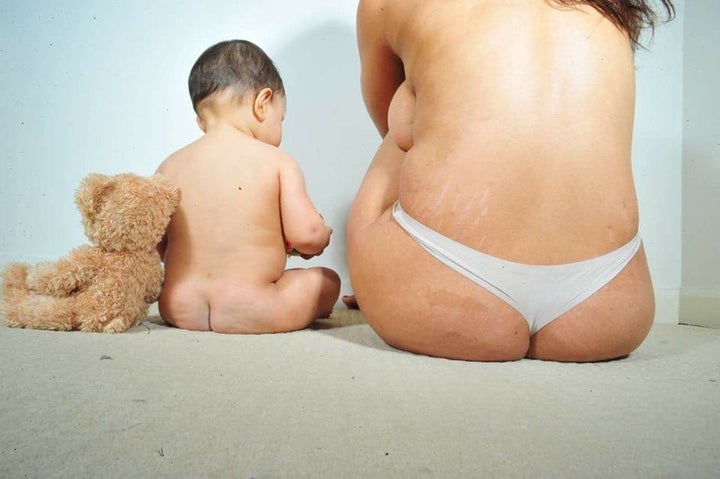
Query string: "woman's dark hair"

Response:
xmin=188 ymin=40 xmax=285 ymax=113
xmin=554 ymin=0 xmax=676 ymax=48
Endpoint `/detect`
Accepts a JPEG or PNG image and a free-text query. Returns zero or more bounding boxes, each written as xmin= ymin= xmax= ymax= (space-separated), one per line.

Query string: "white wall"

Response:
xmin=681 ymin=0 xmax=720 ymax=328
xmin=632 ymin=0 xmax=686 ymax=323
xmin=0 ymin=0 xmax=687 ymax=320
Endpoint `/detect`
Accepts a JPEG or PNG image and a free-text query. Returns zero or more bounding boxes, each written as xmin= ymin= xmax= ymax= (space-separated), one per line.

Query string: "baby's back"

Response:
xmin=158 ymin=131 xmax=288 ymax=296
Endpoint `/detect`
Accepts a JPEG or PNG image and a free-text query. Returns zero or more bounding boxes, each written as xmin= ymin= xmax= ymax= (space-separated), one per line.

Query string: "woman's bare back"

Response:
xmin=386 ymin=0 xmax=639 ymax=260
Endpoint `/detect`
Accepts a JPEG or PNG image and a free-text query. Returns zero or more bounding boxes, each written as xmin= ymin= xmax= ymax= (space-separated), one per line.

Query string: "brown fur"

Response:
xmin=2 ymin=173 xmax=179 ymax=333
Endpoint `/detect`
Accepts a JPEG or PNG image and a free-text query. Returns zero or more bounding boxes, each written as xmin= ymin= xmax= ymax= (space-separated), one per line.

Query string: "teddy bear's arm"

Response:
xmin=26 ymin=246 xmax=100 ymax=296
xmin=143 ymin=259 xmax=165 ymax=304
xmin=145 ymin=279 xmax=162 ymax=304
xmin=135 ymin=249 xmax=164 ymax=304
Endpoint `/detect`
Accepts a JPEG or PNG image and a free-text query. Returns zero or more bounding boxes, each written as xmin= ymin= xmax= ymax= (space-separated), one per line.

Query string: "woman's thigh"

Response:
xmin=348 ymin=137 xmax=530 ymax=361
xmin=349 ymin=207 xmax=530 ymax=361
xmin=527 ymin=246 xmax=655 ymax=362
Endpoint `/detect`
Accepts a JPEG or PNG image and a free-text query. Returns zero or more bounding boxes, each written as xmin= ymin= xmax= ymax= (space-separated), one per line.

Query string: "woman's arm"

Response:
xmin=357 ymin=0 xmax=405 ymax=136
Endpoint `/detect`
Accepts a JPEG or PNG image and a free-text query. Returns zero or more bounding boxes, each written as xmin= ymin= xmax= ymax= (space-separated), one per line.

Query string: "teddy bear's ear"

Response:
xmin=75 ymin=174 xmax=117 ymax=218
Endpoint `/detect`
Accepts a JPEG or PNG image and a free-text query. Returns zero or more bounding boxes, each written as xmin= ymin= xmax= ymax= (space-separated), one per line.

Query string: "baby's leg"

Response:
xmin=211 ymin=267 xmax=340 ymax=334
xmin=278 ymin=267 xmax=340 ymax=321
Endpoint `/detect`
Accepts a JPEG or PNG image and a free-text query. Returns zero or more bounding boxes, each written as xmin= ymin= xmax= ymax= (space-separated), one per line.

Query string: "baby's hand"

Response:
xmin=312 ymin=225 xmax=333 ymax=258
xmin=285 ymin=242 xmax=315 ymax=259
xmin=287 ymin=225 xmax=332 ymax=260
xmin=285 ymin=240 xmax=299 ymax=256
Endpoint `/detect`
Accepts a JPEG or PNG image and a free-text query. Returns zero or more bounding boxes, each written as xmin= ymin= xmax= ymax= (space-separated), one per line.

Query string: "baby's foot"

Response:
xmin=342 ymin=294 xmax=359 ymax=309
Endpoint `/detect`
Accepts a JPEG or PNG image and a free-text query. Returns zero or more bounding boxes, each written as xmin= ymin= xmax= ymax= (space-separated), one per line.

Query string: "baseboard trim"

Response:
xmin=680 ymin=293 xmax=720 ymax=329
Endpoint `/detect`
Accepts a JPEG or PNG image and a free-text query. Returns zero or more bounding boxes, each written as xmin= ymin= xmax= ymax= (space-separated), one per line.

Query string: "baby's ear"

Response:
xmin=75 ymin=173 xmax=116 ymax=217
xmin=253 ymin=87 xmax=274 ymax=121
xmin=196 ymin=115 xmax=206 ymax=133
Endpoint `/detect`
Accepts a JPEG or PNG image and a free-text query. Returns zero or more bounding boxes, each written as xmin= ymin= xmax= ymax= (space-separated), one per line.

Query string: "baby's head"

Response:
xmin=189 ymin=40 xmax=286 ymax=146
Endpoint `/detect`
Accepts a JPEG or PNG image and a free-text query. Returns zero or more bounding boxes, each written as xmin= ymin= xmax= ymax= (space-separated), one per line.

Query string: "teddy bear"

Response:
xmin=2 ymin=173 xmax=180 ymax=333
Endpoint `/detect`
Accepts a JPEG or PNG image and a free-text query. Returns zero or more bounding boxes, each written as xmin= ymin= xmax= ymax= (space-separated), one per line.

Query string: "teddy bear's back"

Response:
xmin=76 ymin=249 xmax=163 ymax=331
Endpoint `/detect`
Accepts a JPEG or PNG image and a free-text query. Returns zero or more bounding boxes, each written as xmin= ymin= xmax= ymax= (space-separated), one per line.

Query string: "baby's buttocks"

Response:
xmin=158 ymin=279 xmax=212 ymax=331
xmin=159 ymin=276 xmax=276 ymax=333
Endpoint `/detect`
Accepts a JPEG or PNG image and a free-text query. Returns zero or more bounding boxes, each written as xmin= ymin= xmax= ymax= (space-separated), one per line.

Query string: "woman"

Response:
xmin=346 ymin=0 xmax=675 ymax=361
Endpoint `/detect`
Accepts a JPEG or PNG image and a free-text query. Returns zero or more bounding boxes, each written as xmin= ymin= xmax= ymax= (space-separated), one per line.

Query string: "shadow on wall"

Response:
xmin=681 ymin=143 xmax=720 ymax=289
xmin=274 ymin=22 xmax=379 ymax=279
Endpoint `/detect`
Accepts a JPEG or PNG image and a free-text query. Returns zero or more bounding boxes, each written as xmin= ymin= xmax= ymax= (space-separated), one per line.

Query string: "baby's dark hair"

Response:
xmin=188 ymin=40 xmax=285 ymax=113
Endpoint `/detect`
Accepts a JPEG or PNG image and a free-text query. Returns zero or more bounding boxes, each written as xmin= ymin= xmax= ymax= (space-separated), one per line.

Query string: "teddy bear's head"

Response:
xmin=74 ymin=173 xmax=180 ymax=252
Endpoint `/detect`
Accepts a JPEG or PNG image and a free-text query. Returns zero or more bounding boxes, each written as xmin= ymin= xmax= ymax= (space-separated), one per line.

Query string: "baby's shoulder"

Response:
xmin=155 ymin=139 xmax=200 ymax=172
xmin=250 ymin=141 xmax=297 ymax=170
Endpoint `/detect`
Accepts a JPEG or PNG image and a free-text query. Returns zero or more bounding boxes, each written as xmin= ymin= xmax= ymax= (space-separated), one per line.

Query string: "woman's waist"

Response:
xmin=401 ymin=141 xmax=634 ymax=196
xmin=396 ymin=167 xmax=639 ymax=264
xmin=394 ymin=202 xmax=639 ymax=265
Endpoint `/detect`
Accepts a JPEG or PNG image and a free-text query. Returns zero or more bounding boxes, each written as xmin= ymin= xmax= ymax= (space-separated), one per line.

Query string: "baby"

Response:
xmin=156 ymin=40 xmax=340 ymax=333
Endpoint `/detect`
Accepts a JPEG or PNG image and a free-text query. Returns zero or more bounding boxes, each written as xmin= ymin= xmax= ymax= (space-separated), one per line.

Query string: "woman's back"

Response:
xmin=382 ymin=0 xmax=640 ymax=263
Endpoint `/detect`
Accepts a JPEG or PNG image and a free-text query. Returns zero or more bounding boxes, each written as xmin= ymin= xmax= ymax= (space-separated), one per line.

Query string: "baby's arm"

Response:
xmin=278 ymin=153 xmax=332 ymax=257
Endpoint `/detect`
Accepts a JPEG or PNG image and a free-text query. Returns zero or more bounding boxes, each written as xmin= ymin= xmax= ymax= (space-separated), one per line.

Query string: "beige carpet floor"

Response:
xmin=1 ymin=308 xmax=719 ymax=478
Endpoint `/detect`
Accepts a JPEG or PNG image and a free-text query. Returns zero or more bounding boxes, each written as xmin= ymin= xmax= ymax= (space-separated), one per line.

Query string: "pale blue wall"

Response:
xmin=681 ymin=0 xmax=720 ymax=326
xmin=682 ymin=0 xmax=720 ymax=294
xmin=632 ymin=0 xmax=685 ymax=322
xmin=0 ymin=1 xmax=688 ymax=320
